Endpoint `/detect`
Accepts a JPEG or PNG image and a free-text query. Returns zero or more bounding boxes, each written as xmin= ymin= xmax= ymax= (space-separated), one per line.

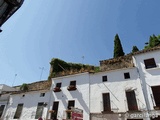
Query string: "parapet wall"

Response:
xmin=100 ymin=55 xmax=134 ymax=71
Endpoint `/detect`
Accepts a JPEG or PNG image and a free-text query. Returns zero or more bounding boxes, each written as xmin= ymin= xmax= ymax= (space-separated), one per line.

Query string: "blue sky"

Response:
xmin=0 ymin=0 xmax=160 ymax=86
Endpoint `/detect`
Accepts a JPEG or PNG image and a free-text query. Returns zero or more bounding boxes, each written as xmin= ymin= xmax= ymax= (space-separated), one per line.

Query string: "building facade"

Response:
xmin=1 ymin=46 xmax=160 ymax=120
xmin=0 ymin=0 xmax=24 ymax=31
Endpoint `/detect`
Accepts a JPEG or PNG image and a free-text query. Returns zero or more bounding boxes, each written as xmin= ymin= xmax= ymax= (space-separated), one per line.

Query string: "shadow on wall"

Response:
xmin=69 ymin=88 xmax=89 ymax=114
xmin=55 ymin=91 xmax=68 ymax=110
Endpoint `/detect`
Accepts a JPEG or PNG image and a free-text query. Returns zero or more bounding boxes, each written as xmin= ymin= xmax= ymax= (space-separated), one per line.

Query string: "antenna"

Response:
xmin=39 ymin=67 xmax=45 ymax=80
xmin=12 ymin=74 xmax=17 ymax=87
xmin=82 ymin=56 xmax=84 ymax=64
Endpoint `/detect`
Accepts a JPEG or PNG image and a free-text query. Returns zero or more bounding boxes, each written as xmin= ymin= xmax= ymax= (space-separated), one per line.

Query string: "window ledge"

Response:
xmin=145 ymin=65 xmax=160 ymax=71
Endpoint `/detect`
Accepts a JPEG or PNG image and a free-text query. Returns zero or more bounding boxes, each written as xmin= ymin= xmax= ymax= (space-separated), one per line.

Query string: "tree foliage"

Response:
xmin=145 ymin=34 xmax=160 ymax=49
xmin=132 ymin=46 xmax=139 ymax=53
xmin=113 ymin=34 xmax=125 ymax=58
xmin=20 ymin=83 xmax=29 ymax=91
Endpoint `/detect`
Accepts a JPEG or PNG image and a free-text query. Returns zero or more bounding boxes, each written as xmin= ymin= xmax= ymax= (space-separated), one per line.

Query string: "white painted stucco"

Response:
xmin=49 ymin=72 xmax=90 ymax=120
xmin=133 ymin=49 xmax=160 ymax=115
xmin=4 ymin=90 xmax=51 ymax=120
xmin=90 ymin=67 xmax=147 ymax=114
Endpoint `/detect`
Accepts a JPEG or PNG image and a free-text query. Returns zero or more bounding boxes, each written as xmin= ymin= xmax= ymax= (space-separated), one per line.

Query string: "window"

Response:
xmin=67 ymin=81 xmax=77 ymax=91
xmin=68 ymin=100 xmax=75 ymax=110
xmin=102 ymin=76 xmax=107 ymax=82
xmin=0 ymin=105 xmax=5 ymax=118
xmin=126 ymin=91 xmax=138 ymax=111
xmin=124 ymin=72 xmax=130 ymax=79
xmin=70 ymin=81 xmax=76 ymax=86
xmin=56 ymin=83 xmax=61 ymax=88
xmin=22 ymin=94 xmax=25 ymax=97
xmin=102 ymin=93 xmax=111 ymax=112
xmin=54 ymin=83 xmax=62 ymax=92
xmin=40 ymin=93 xmax=45 ymax=97
xmin=151 ymin=86 xmax=160 ymax=108
xmin=35 ymin=102 xmax=44 ymax=119
xmin=14 ymin=104 xmax=23 ymax=119
xmin=51 ymin=101 xmax=59 ymax=119
xmin=144 ymin=58 xmax=156 ymax=69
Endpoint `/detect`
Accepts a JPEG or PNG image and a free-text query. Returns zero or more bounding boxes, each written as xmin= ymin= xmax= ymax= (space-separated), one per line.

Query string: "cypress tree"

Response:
xmin=113 ymin=34 xmax=125 ymax=58
xmin=132 ymin=46 xmax=139 ymax=53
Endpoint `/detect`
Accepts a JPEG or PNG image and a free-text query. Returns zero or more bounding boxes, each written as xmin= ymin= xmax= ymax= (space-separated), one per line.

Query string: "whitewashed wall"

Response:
xmin=90 ymin=67 xmax=146 ymax=113
xmin=133 ymin=50 xmax=160 ymax=111
xmin=50 ymin=72 xmax=90 ymax=120
xmin=4 ymin=90 xmax=51 ymax=120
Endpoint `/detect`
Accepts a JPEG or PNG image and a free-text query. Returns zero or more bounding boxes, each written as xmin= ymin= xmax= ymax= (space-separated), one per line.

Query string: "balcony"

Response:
xmin=53 ymin=87 xmax=61 ymax=92
xmin=67 ymin=85 xmax=77 ymax=91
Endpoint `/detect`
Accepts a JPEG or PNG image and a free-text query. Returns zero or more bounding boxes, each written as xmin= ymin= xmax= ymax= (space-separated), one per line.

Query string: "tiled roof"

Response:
xmin=133 ymin=45 xmax=160 ymax=55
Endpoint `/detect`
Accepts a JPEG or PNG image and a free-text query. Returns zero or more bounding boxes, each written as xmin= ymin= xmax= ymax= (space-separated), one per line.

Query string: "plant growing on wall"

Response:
xmin=48 ymin=58 xmax=99 ymax=80
xmin=20 ymin=83 xmax=29 ymax=91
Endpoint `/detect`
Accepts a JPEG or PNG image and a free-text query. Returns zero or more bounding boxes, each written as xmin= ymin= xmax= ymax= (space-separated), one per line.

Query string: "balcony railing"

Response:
xmin=53 ymin=87 xmax=61 ymax=92
xmin=67 ymin=85 xmax=77 ymax=91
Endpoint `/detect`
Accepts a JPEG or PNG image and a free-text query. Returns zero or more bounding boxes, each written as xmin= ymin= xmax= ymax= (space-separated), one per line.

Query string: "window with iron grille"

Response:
xmin=56 ymin=83 xmax=61 ymax=88
xmin=126 ymin=91 xmax=138 ymax=111
xmin=102 ymin=93 xmax=111 ymax=111
xmin=35 ymin=102 xmax=44 ymax=119
xmin=144 ymin=58 xmax=156 ymax=69
xmin=14 ymin=104 xmax=23 ymax=119
xmin=68 ymin=100 xmax=75 ymax=110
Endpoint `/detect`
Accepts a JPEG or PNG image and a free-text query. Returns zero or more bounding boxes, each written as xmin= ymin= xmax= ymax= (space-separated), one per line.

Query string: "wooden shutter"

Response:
xmin=35 ymin=102 xmax=44 ymax=119
xmin=0 ymin=105 xmax=5 ymax=118
xmin=51 ymin=101 xmax=59 ymax=119
xmin=144 ymin=58 xmax=156 ymax=69
xmin=14 ymin=104 xmax=23 ymax=119
xmin=126 ymin=91 xmax=138 ymax=111
xmin=70 ymin=81 xmax=76 ymax=86
xmin=152 ymin=86 xmax=160 ymax=107
xmin=103 ymin=93 xmax=111 ymax=111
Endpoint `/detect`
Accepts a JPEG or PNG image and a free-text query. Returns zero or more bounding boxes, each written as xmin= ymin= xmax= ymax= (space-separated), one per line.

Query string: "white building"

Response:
xmin=0 ymin=84 xmax=17 ymax=120
xmin=3 ymin=81 xmax=51 ymax=120
xmin=48 ymin=72 xmax=90 ymax=120
xmin=2 ymin=46 xmax=160 ymax=120
xmin=133 ymin=46 xmax=160 ymax=120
